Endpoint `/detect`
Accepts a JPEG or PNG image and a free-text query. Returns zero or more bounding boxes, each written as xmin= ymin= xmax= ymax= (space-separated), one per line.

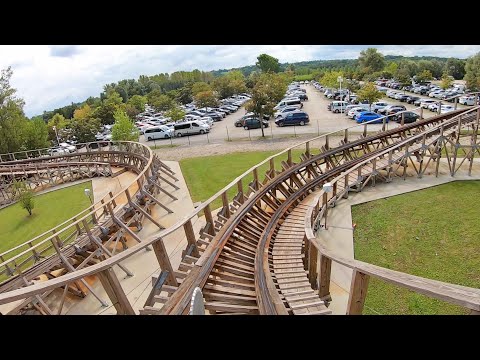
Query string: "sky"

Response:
xmin=2 ymin=45 xmax=480 ymax=117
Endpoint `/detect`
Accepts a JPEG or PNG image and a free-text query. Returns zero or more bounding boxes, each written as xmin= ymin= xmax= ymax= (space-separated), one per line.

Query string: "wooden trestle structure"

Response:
xmin=1 ymin=106 xmax=480 ymax=315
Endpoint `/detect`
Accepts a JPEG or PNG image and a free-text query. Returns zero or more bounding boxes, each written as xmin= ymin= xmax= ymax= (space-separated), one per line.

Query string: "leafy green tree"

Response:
xmin=440 ymin=72 xmax=453 ymax=90
xmin=47 ymin=113 xmax=69 ymax=143
xmin=13 ymin=181 xmax=35 ymax=216
xmin=73 ymin=104 xmax=93 ymax=120
xmin=191 ymin=82 xmax=212 ymax=96
xmin=127 ymin=95 xmax=147 ymax=112
xmin=357 ymin=82 xmax=383 ymax=110
xmin=194 ymin=90 xmax=219 ymax=108
xmin=383 ymin=62 xmax=398 ymax=78
xmin=444 ymin=58 xmax=466 ymax=80
xmin=415 ymin=70 xmax=433 ymax=83
xmin=395 ymin=68 xmax=411 ymax=91
xmin=319 ymin=71 xmax=344 ymax=88
xmin=165 ymin=105 xmax=186 ymax=122
xmin=358 ymin=48 xmax=385 ymax=74
xmin=176 ymin=85 xmax=193 ymax=104
xmin=245 ymin=73 xmax=287 ymax=137
xmin=464 ymin=52 xmax=480 ymax=91
xmin=396 ymin=60 xmax=418 ymax=77
xmin=70 ymin=118 xmax=101 ymax=143
xmin=0 ymin=67 xmax=29 ymax=154
xmin=151 ymin=94 xmax=174 ymax=112
xmin=24 ymin=118 xmax=50 ymax=150
xmin=92 ymin=91 xmax=125 ymax=125
xmin=111 ymin=110 xmax=139 ymax=141
xmin=256 ymin=54 xmax=281 ymax=73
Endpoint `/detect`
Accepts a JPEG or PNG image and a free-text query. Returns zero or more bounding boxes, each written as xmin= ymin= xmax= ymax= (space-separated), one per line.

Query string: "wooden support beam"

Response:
xmin=97 ymin=267 xmax=135 ymax=315
xmin=346 ymin=270 xmax=370 ymax=315
xmin=151 ymin=238 xmax=178 ymax=287
xmin=125 ymin=189 xmax=165 ymax=229
xmin=143 ymin=189 xmax=173 ymax=214
xmin=318 ymin=255 xmax=332 ymax=300
xmin=221 ymin=191 xmax=230 ymax=218
xmin=307 ymin=241 xmax=318 ymax=290
xmin=151 ymin=180 xmax=178 ymax=200
xmin=157 ymin=174 xmax=180 ymax=190
xmin=204 ymin=204 xmax=215 ymax=236
xmin=183 ymin=219 xmax=200 ymax=258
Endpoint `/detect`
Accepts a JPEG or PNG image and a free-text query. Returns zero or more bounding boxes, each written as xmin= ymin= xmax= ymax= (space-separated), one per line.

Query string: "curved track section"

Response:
xmin=1 ymin=106 xmax=480 ymax=315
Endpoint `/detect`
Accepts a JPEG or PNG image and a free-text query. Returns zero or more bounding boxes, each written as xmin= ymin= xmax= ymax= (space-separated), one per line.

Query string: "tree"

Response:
xmin=126 ymin=95 xmax=147 ymax=112
xmin=47 ymin=113 xmax=69 ymax=143
xmin=356 ymin=82 xmax=383 ymax=110
xmin=440 ymin=72 xmax=453 ymax=90
xmin=13 ymin=181 xmax=35 ymax=216
xmin=73 ymin=104 xmax=93 ymax=120
xmin=150 ymin=94 xmax=174 ymax=112
xmin=383 ymin=62 xmax=398 ymax=79
xmin=256 ymin=54 xmax=281 ymax=73
xmin=24 ymin=118 xmax=50 ymax=150
xmin=444 ymin=58 xmax=466 ymax=80
xmin=194 ymin=90 xmax=219 ymax=108
xmin=464 ymin=52 xmax=480 ymax=91
xmin=358 ymin=48 xmax=385 ymax=74
xmin=395 ymin=68 xmax=411 ymax=92
xmin=415 ymin=70 xmax=433 ymax=83
xmin=0 ymin=67 xmax=29 ymax=154
xmin=92 ymin=91 xmax=125 ymax=125
xmin=176 ymin=85 xmax=193 ymax=104
xmin=111 ymin=110 xmax=139 ymax=142
xmin=319 ymin=71 xmax=344 ymax=88
xmin=191 ymin=82 xmax=212 ymax=96
xmin=245 ymin=73 xmax=287 ymax=137
xmin=70 ymin=117 xmax=101 ymax=143
xmin=165 ymin=105 xmax=186 ymax=122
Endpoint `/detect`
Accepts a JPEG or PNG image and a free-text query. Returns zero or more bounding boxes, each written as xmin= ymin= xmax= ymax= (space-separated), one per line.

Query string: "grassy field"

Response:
xmin=0 ymin=182 xmax=93 ymax=255
xmin=352 ymin=181 xmax=480 ymax=315
xmin=180 ymin=149 xmax=305 ymax=209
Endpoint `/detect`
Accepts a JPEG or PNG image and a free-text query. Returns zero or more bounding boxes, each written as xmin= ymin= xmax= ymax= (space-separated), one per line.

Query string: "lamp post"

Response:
xmin=52 ymin=126 xmax=60 ymax=146
xmin=84 ymin=188 xmax=93 ymax=205
xmin=322 ymin=182 xmax=333 ymax=230
xmin=337 ymin=76 xmax=344 ymax=114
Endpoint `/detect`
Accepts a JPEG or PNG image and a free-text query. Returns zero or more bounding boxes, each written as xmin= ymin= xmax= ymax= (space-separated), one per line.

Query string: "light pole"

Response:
xmin=337 ymin=76 xmax=344 ymax=114
xmin=52 ymin=125 xmax=60 ymax=146
xmin=84 ymin=188 xmax=93 ymax=205
xmin=322 ymin=182 xmax=333 ymax=230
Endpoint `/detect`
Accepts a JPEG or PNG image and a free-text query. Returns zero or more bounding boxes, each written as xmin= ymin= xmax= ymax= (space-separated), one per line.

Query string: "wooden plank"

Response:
xmin=183 ymin=219 xmax=200 ymax=258
xmin=204 ymin=302 xmax=258 ymax=314
xmin=318 ymin=255 xmax=331 ymax=299
xmin=290 ymin=301 xmax=325 ymax=310
xmin=347 ymin=270 xmax=370 ymax=315
xmin=97 ymin=267 xmax=135 ymax=315
xmin=151 ymin=238 xmax=178 ymax=287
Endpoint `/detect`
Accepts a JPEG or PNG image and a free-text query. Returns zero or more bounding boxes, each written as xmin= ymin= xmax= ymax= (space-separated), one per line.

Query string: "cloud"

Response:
xmin=0 ymin=45 xmax=479 ymax=117
xmin=49 ymin=45 xmax=83 ymax=58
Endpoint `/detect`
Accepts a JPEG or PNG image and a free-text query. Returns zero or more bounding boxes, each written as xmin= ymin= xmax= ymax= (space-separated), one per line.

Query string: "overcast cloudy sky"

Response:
xmin=2 ymin=45 xmax=480 ymax=117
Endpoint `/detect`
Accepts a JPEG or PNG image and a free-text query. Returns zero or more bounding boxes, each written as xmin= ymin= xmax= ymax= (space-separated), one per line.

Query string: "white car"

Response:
xmin=440 ymin=105 xmax=455 ymax=114
xmin=199 ymin=117 xmax=214 ymax=126
xmin=348 ymin=107 xmax=370 ymax=119
xmin=428 ymin=103 xmax=441 ymax=112
xmin=371 ymin=102 xmax=389 ymax=113
xmin=420 ymin=99 xmax=437 ymax=109
xmin=49 ymin=147 xmax=69 ymax=156
xmin=58 ymin=142 xmax=76 ymax=153
xmin=459 ymin=95 xmax=476 ymax=106
xmin=394 ymin=93 xmax=405 ymax=100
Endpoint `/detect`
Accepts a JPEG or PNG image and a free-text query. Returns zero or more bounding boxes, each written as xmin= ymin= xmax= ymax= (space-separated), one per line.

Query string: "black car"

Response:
xmin=398 ymin=94 xmax=410 ymax=102
xmin=275 ymin=111 xmax=309 ymax=127
xmin=393 ymin=111 xmax=419 ymax=123
xmin=204 ymin=112 xmax=223 ymax=121
xmin=296 ymin=93 xmax=309 ymax=101
xmin=243 ymin=118 xmax=269 ymax=130
xmin=406 ymin=96 xmax=420 ymax=104
xmin=386 ymin=105 xmax=407 ymax=115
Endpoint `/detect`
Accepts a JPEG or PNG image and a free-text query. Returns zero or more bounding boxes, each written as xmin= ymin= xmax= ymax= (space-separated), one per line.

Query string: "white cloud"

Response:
xmin=1 ymin=45 xmax=479 ymax=117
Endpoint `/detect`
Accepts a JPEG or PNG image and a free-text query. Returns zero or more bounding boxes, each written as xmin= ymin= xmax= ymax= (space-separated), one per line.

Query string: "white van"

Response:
xmin=174 ymin=120 xmax=210 ymax=137
xmin=330 ymin=101 xmax=349 ymax=113
xmin=274 ymin=97 xmax=303 ymax=110
xmin=144 ymin=125 xmax=174 ymax=141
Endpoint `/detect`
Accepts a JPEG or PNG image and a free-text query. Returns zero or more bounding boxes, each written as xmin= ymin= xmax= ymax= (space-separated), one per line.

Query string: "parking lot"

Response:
xmin=138 ymin=83 xmax=472 ymax=148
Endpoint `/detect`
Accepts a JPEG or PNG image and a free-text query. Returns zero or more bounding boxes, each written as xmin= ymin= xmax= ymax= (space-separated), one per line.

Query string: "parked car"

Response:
xmin=330 ymin=101 xmax=349 ymax=113
xmin=275 ymin=111 xmax=309 ymax=127
xmin=386 ymin=106 xmax=407 ymax=116
xmin=58 ymin=142 xmax=76 ymax=153
xmin=243 ymin=118 xmax=269 ymax=130
xmin=355 ymin=112 xmax=384 ymax=124
xmin=49 ymin=147 xmax=69 ymax=156
xmin=275 ymin=106 xmax=301 ymax=119
xmin=392 ymin=111 xmax=419 ymax=123
xmin=459 ymin=95 xmax=476 ymax=106
xmin=348 ymin=106 xmax=371 ymax=119
xmin=420 ymin=99 xmax=437 ymax=109
xmin=371 ymin=102 xmax=389 ymax=113
xmin=406 ymin=96 xmax=420 ymax=104
xmin=174 ymin=120 xmax=210 ymax=136
xmin=144 ymin=125 xmax=174 ymax=140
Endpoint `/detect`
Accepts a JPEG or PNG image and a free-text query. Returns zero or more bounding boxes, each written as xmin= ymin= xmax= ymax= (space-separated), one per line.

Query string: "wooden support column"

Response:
xmin=287 ymin=150 xmax=292 ymax=166
xmin=306 ymin=142 xmax=310 ymax=157
xmin=97 ymin=267 xmax=135 ymax=315
xmin=183 ymin=219 xmax=200 ymax=258
xmin=204 ymin=204 xmax=215 ymax=236
xmin=308 ymin=241 xmax=318 ymax=290
xmin=346 ymin=270 xmax=370 ymax=315
xmin=109 ymin=191 xmax=117 ymax=208
xmin=151 ymin=238 xmax=178 ymax=286
xmin=318 ymin=255 xmax=332 ymax=300
xmin=237 ymin=179 xmax=244 ymax=203
xmin=221 ymin=191 xmax=230 ymax=218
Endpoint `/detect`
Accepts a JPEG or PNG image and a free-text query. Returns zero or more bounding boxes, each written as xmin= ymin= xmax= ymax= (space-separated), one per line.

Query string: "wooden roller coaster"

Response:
xmin=1 ymin=103 xmax=480 ymax=315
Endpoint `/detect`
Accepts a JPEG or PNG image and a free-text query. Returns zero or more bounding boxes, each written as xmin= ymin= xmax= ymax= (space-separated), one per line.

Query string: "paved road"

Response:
xmin=139 ymin=84 xmax=473 ymax=148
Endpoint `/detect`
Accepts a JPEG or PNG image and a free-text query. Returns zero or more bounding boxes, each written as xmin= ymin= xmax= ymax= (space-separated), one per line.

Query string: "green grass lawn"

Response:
xmin=180 ymin=149 xmax=305 ymax=210
xmin=352 ymin=181 xmax=480 ymax=315
xmin=0 ymin=182 xmax=93 ymax=256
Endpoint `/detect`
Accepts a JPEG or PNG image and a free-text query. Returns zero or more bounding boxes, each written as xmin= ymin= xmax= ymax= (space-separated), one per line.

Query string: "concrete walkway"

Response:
xmin=316 ymin=160 xmax=480 ymax=315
